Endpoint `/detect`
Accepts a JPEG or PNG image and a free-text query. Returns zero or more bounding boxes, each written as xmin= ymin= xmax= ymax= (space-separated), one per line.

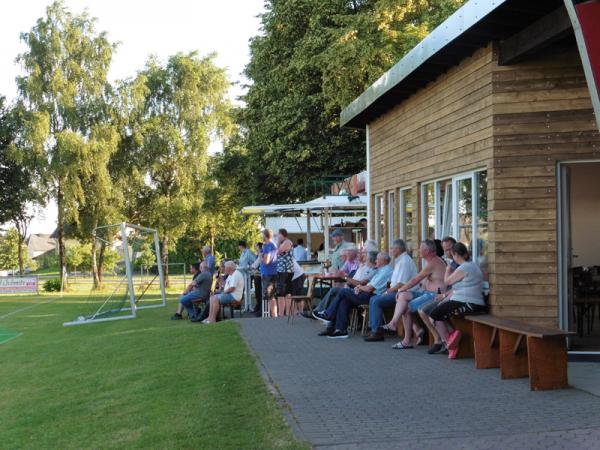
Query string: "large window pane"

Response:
xmin=388 ymin=191 xmax=395 ymax=247
xmin=438 ymin=180 xmax=452 ymax=238
xmin=457 ymin=178 xmax=473 ymax=249
xmin=400 ymin=188 xmax=414 ymax=252
xmin=476 ymin=171 xmax=488 ymax=278
xmin=423 ymin=183 xmax=435 ymax=240
xmin=375 ymin=194 xmax=385 ymax=250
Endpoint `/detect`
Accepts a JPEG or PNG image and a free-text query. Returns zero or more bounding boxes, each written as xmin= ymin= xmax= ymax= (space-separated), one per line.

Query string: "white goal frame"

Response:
xmin=63 ymin=222 xmax=167 ymax=326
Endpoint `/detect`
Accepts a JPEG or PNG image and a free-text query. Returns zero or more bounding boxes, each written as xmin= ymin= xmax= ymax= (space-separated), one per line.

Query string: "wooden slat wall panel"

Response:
xmin=369 ymin=45 xmax=495 ymax=196
xmin=489 ymin=44 xmax=600 ymax=325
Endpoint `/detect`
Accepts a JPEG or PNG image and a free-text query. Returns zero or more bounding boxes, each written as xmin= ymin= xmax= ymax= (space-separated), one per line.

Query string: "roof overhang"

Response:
xmin=341 ymin=0 xmax=568 ymax=128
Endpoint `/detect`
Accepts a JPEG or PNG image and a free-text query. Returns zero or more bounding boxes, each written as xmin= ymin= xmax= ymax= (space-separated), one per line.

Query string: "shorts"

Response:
xmin=420 ymin=299 xmax=440 ymax=315
xmin=216 ymin=293 xmax=236 ymax=305
xmin=429 ymin=300 xmax=487 ymax=322
xmin=408 ymin=290 xmax=436 ymax=313
xmin=276 ymin=272 xmax=294 ymax=296
xmin=292 ymin=274 xmax=306 ymax=296
xmin=262 ymin=275 xmax=277 ymax=301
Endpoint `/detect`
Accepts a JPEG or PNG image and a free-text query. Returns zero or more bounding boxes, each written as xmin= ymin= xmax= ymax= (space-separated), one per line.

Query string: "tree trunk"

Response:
xmin=57 ymin=183 xmax=68 ymax=290
xmin=91 ymin=236 xmax=100 ymax=290
xmin=161 ymin=234 xmax=170 ymax=288
xmin=13 ymin=216 xmax=29 ymax=276
xmin=17 ymin=235 xmax=24 ymax=276
xmin=98 ymin=242 xmax=106 ymax=285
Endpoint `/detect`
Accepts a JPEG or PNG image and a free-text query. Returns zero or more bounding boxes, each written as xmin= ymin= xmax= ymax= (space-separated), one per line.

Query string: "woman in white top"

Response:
xmin=429 ymin=242 xmax=487 ymax=359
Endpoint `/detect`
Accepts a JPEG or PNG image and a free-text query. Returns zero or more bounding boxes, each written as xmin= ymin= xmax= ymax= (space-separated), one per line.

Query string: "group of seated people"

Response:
xmin=171 ymin=245 xmax=246 ymax=324
xmin=312 ymin=236 xmax=487 ymax=359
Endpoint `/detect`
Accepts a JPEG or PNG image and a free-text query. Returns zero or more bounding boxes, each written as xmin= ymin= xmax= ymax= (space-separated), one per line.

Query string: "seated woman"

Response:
xmin=428 ymin=242 xmax=487 ymax=359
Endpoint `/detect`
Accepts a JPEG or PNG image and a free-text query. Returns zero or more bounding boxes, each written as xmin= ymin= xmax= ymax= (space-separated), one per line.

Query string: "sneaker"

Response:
xmin=447 ymin=330 xmax=462 ymax=350
xmin=318 ymin=328 xmax=334 ymax=337
xmin=448 ymin=347 xmax=459 ymax=359
xmin=364 ymin=331 xmax=384 ymax=342
xmin=312 ymin=310 xmax=329 ymax=323
xmin=170 ymin=314 xmax=183 ymax=321
xmin=427 ymin=343 xmax=443 ymax=354
xmin=327 ymin=330 xmax=349 ymax=339
xmin=434 ymin=343 xmax=448 ymax=355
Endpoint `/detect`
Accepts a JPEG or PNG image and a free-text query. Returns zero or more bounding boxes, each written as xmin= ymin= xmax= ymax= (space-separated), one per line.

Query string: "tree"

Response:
xmin=237 ymin=0 xmax=465 ymax=204
xmin=121 ymin=52 xmax=232 ymax=285
xmin=0 ymin=229 xmax=20 ymax=271
xmin=15 ymin=1 xmax=116 ymax=288
xmin=0 ymin=97 xmax=43 ymax=275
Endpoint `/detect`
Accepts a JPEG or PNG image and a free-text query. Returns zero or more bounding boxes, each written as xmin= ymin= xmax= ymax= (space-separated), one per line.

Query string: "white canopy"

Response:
xmin=241 ymin=195 xmax=367 ymax=215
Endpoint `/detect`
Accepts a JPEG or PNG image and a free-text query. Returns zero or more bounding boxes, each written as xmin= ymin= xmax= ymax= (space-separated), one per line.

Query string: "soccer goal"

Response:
xmin=63 ymin=223 xmax=167 ymax=326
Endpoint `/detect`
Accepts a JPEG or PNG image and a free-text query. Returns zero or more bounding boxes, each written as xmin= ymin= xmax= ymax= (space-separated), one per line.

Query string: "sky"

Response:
xmin=1 ymin=0 xmax=265 ymax=234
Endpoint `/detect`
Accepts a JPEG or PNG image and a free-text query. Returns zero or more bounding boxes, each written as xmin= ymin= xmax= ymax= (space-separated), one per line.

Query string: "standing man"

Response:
xmin=260 ymin=229 xmax=278 ymax=317
xmin=364 ymin=239 xmax=418 ymax=341
xmin=293 ymin=238 xmax=309 ymax=261
xmin=202 ymin=245 xmax=216 ymax=275
xmin=330 ymin=229 xmax=353 ymax=270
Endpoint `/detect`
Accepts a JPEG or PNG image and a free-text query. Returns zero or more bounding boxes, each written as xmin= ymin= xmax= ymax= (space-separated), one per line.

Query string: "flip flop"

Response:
xmin=382 ymin=324 xmax=396 ymax=333
xmin=392 ymin=341 xmax=414 ymax=349
xmin=415 ymin=329 xmax=426 ymax=346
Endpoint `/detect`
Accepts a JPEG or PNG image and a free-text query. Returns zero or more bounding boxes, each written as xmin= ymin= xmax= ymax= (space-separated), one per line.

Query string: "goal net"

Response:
xmin=63 ymin=223 xmax=167 ymax=326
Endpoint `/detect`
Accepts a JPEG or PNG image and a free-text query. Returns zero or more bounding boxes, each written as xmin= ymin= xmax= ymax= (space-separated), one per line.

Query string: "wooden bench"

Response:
xmin=465 ymin=315 xmax=575 ymax=391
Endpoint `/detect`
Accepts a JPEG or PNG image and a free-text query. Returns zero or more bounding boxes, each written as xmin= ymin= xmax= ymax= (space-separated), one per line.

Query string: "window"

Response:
xmin=374 ymin=194 xmax=385 ymax=250
xmin=418 ymin=170 xmax=488 ymax=263
xmin=388 ymin=191 xmax=395 ymax=247
xmin=421 ymin=179 xmax=452 ymax=240
xmin=399 ymin=187 xmax=414 ymax=251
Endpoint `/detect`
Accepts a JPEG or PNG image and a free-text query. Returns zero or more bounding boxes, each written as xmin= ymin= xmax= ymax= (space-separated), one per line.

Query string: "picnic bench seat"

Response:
xmin=465 ymin=315 xmax=575 ymax=391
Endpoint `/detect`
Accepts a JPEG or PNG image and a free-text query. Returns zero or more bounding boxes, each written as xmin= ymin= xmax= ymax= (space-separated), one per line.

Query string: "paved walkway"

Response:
xmin=239 ymin=316 xmax=600 ymax=450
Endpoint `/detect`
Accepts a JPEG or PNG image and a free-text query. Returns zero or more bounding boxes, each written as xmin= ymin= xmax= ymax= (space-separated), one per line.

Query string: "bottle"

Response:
xmin=437 ymin=287 xmax=442 ymax=301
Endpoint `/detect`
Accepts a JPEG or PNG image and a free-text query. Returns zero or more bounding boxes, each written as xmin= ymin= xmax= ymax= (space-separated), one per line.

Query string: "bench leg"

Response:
xmin=472 ymin=322 xmax=499 ymax=369
xmin=450 ymin=316 xmax=474 ymax=359
xmin=499 ymin=330 xmax=529 ymax=379
xmin=527 ymin=336 xmax=569 ymax=390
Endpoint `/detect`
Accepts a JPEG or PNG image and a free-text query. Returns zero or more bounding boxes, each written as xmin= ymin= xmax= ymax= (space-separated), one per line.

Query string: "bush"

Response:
xmin=43 ymin=278 xmax=62 ymax=292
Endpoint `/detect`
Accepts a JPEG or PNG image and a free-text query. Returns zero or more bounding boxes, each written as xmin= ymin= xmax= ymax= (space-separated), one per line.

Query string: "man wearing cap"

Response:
xmin=330 ymin=229 xmax=353 ymax=271
xmin=364 ymin=239 xmax=418 ymax=341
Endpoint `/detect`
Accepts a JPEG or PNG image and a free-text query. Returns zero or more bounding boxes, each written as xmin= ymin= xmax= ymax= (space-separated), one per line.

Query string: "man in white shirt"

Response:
xmin=204 ymin=261 xmax=245 ymax=324
xmin=293 ymin=238 xmax=308 ymax=261
xmin=364 ymin=239 xmax=417 ymax=341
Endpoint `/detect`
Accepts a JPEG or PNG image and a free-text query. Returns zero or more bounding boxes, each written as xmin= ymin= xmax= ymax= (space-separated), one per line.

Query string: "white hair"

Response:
xmin=224 ymin=261 xmax=237 ymax=270
xmin=363 ymin=240 xmax=378 ymax=253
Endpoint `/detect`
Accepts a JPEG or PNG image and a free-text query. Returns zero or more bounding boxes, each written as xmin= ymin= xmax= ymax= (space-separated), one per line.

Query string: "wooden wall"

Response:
xmin=368 ymin=44 xmax=495 ymax=253
xmin=489 ymin=43 xmax=600 ymax=326
xmin=367 ymin=40 xmax=600 ymax=327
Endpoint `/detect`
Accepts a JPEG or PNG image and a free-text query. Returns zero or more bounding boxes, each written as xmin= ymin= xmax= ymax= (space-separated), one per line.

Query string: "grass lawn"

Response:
xmin=0 ymin=294 xmax=309 ymax=449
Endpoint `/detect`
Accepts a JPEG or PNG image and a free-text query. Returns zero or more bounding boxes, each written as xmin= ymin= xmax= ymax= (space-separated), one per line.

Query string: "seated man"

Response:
xmin=319 ymin=252 xmax=393 ymax=339
xmin=204 ymin=261 xmax=245 ymax=324
xmin=171 ymin=261 xmax=211 ymax=320
xmin=364 ymin=239 xmax=418 ymax=342
xmin=312 ymin=248 xmax=378 ymax=317
xmin=387 ymin=240 xmax=447 ymax=349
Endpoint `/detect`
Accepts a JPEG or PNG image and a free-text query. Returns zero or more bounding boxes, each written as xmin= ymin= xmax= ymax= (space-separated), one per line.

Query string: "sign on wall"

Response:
xmin=0 ymin=277 xmax=38 ymax=294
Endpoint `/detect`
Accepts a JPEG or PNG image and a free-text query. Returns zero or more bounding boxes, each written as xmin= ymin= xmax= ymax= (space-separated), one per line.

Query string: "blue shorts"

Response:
xmin=216 ymin=293 xmax=236 ymax=305
xmin=408 ymin=290 xmax=436 ymax=313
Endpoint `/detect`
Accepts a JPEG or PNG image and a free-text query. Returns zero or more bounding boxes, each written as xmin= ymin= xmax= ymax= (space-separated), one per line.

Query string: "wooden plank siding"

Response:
xmin=367 ymin=41 xmax=600 ymax=328
xmin=489 ymin=44 xmax=600 ymax=326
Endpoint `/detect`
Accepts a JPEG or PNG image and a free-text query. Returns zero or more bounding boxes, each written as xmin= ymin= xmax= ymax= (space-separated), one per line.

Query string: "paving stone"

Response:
xmin=239 ymin=316 xmax=600 ymax=449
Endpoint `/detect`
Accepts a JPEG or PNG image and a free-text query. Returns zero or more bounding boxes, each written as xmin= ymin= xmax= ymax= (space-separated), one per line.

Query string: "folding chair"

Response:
xmin=288 ymin=277 xmax=315 ymax=324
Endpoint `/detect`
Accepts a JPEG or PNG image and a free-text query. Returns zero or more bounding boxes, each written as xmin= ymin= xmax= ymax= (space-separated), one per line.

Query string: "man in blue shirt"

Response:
xmin=293 ymin=238 xmax=308 ymax=261
xmin=317 ymin=252 xmax=393 ymax=339
xmin=202 ymin=246 xmax=216 ymax=275
xmin=260 ymin=229 xmax=278 ymax=317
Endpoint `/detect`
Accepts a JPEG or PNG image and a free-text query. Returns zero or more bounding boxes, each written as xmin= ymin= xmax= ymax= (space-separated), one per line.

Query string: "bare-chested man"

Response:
xmin=384 ymin=240 xmax=447 ymax=349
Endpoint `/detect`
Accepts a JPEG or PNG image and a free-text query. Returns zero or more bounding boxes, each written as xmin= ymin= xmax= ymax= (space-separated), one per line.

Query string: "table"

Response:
xmin=310 ymin=274 xmax=346 ymax=298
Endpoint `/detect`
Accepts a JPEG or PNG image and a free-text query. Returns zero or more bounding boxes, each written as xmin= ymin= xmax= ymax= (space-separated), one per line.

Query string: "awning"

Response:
xmin=241 ymin=195 xmax=367 ymax=216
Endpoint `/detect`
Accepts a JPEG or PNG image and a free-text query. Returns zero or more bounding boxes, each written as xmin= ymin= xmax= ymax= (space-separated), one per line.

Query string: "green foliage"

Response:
xmin=66 ymin=242 xmax=85 ymax=271
xmin=15 ymin=0 xmax=117 ymax=285
xmin=230 ymin=0 xmax=465 ymax=204
xmin=0 ymin=229 xmax=20 ymax=271
xmin=43 ymin=278 xmax=62 ymax=292
xmin=35 ymin=251 xmax=58 ymax=270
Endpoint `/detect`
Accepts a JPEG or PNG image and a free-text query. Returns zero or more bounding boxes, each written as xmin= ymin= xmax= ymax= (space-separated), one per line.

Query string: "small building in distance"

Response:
xmin=341 ymin=0 xmax=600 ymax=352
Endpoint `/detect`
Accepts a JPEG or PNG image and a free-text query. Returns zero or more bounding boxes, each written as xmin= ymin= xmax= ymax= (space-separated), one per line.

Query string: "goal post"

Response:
xmin=63 ymin=222 xmax=167 ymax=327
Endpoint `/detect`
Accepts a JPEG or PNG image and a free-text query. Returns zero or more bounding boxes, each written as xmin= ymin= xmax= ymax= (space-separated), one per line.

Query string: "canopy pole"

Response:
xmin=306 ymin=208 xmax=312 ymax=257
xmin=323 ymin=209 xmax=330 ymax=260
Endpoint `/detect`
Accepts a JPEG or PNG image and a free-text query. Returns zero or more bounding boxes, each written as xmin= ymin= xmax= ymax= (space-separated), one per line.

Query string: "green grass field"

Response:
xmin=0 ymin=294 xmax=308 ymax=449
